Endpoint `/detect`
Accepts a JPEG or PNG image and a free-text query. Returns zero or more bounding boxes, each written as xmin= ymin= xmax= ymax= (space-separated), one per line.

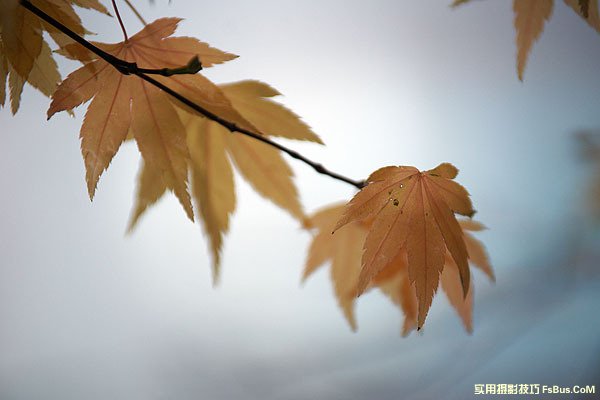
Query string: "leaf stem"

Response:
xmin=112 ymin=0 xmax=129 ymax=42
xmin=19 ymin=0 xmax=366 ymax=190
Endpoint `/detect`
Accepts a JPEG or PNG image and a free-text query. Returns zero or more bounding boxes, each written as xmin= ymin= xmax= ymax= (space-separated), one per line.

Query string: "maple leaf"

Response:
xmin=372 ymin=219 xmax=493 ymax=335
xmin=335 ymin=163 xmax=475 ymax=329
xmin=304 ymin=201 xmax=493 ymax=334
xmin=513 ymin=0 xmax=554 ymax=81
xmin=370 ymin=250 xmax=418 ymax=335
xmin=47 ymin=18 xmax=254 ymax=222
xmin=438 ymin=220 xmax=494 ymax=332
xmin=128 ymin=80 xmax=320 ymax=281
xmin=302 ymin=203 xmax=367 ymax=330
xmin=0 ymin=0 xmax=107 ymax=113
xmin=453 ymin=0 xmax=600 ymax=80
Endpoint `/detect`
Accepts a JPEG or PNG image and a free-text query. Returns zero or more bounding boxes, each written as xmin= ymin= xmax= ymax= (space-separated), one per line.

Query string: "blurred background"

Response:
xmin=1 ymin=0 xmax=599 ymax=398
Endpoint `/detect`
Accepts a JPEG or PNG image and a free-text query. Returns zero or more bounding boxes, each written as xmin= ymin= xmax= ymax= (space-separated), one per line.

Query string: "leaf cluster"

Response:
xmin=0 ymin=1 xmax=503 ymax=333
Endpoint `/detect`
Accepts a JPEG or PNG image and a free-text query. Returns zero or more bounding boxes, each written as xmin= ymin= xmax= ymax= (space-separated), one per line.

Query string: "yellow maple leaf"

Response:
xmin=302 ymin=203 xmax=367 ymax=330
xmin=129 ymin=80 xmax=321 ymax=281
xmin=0 ymin=0 xmax=106 ymax=112
xmin=47 ymin=18 xmax=254 ymax=223
xmin=217 ymin=81 xmax=323 ymax=143
xmin=335 ymin=163 xmax=475 ymax=329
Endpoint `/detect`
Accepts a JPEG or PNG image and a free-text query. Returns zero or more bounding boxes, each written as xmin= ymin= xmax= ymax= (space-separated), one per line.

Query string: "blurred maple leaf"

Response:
xmin=128 ymin=80 xmax=321 ymax=281
xmin=334 ymin=163 xmax=475 ymax=329
xmin=304 ymin=203 xmax=493 ymax=334
xmin=47 ymin=18 xmax=255 ymax=221
xmin=302 ymin=203 xmax=367 ymax=331
xmin=0 ymin=0 xmax=108 ymax=113
xmin=453 ymin=0 xmax=600 ymax=80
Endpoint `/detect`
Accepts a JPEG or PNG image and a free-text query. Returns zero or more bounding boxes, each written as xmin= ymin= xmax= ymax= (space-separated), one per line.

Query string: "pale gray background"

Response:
xmin=1 ymin=1 xmax=599 ymax=399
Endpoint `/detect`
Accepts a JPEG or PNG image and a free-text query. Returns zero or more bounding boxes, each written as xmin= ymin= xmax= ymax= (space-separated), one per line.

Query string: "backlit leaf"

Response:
xmin=371 ymin=251 xmax=418 ymax=336
xmin=226 ymin=133 xmax=304 ymax=221
xmin=335 ymin=164 xmax=475 ymax=328
xmin=49 ymin=18 xmax=250 ymax=217
xmin=219 ymin=80 xmax=323 ymax=143
xmin=371 ymin=220 xmax=493 ymax=335
xmin=0 ymin=0 xmax=102 ymax=112
xmin=303 ymin=204 xmax=366 ymax=330
xmin=129 ymin=78 xmax=312 ymax=281
xmin=128 ymin=161 xmax=167 ymax=231
xmin=307 ymin=197 xmax=493 ymax=334
xmin=514 ymin=0 xmax=554 ymax=80
xmin=186 ymin=113 xmax=236 ymax=281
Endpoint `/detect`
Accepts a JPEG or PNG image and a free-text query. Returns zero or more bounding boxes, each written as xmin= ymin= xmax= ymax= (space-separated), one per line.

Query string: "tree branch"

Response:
xmin=19 ymin=0 xmax=366 ymax=190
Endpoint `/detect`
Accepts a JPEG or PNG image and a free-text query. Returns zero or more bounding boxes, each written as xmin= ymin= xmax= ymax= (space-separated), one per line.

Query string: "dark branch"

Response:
xmin=19 ymin=0 xmax=366 ymax=190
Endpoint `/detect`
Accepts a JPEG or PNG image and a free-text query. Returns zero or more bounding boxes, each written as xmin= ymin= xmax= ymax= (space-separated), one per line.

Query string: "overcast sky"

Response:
xmin=1 ymin=1 xmax=599 ymax=399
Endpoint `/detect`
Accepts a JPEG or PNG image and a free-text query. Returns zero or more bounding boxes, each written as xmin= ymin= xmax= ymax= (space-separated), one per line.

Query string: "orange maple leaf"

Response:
xmin=305 ymin=202 xmax=492 ymax=333
xmin=372 ymin=220 xmax=494 ymax=335
xmin=302 ymin=204 xmax=495 ymax=336
xmin=47 ymin=18 xmax=255 ymax=221
xmin=335 ymin=163 xmax=475 ymax=329
xmin=0 ymin=0 xmax=108 ymax=113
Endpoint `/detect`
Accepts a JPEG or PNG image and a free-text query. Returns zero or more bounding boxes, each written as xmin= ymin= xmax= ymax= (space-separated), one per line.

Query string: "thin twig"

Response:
xmin=112 ymin=0 xmax=129 ymax=41
xmin=123 ymin=0 xmax=148 ymax=26
xmin=19 ymin=0 xmax=366 ymax=190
